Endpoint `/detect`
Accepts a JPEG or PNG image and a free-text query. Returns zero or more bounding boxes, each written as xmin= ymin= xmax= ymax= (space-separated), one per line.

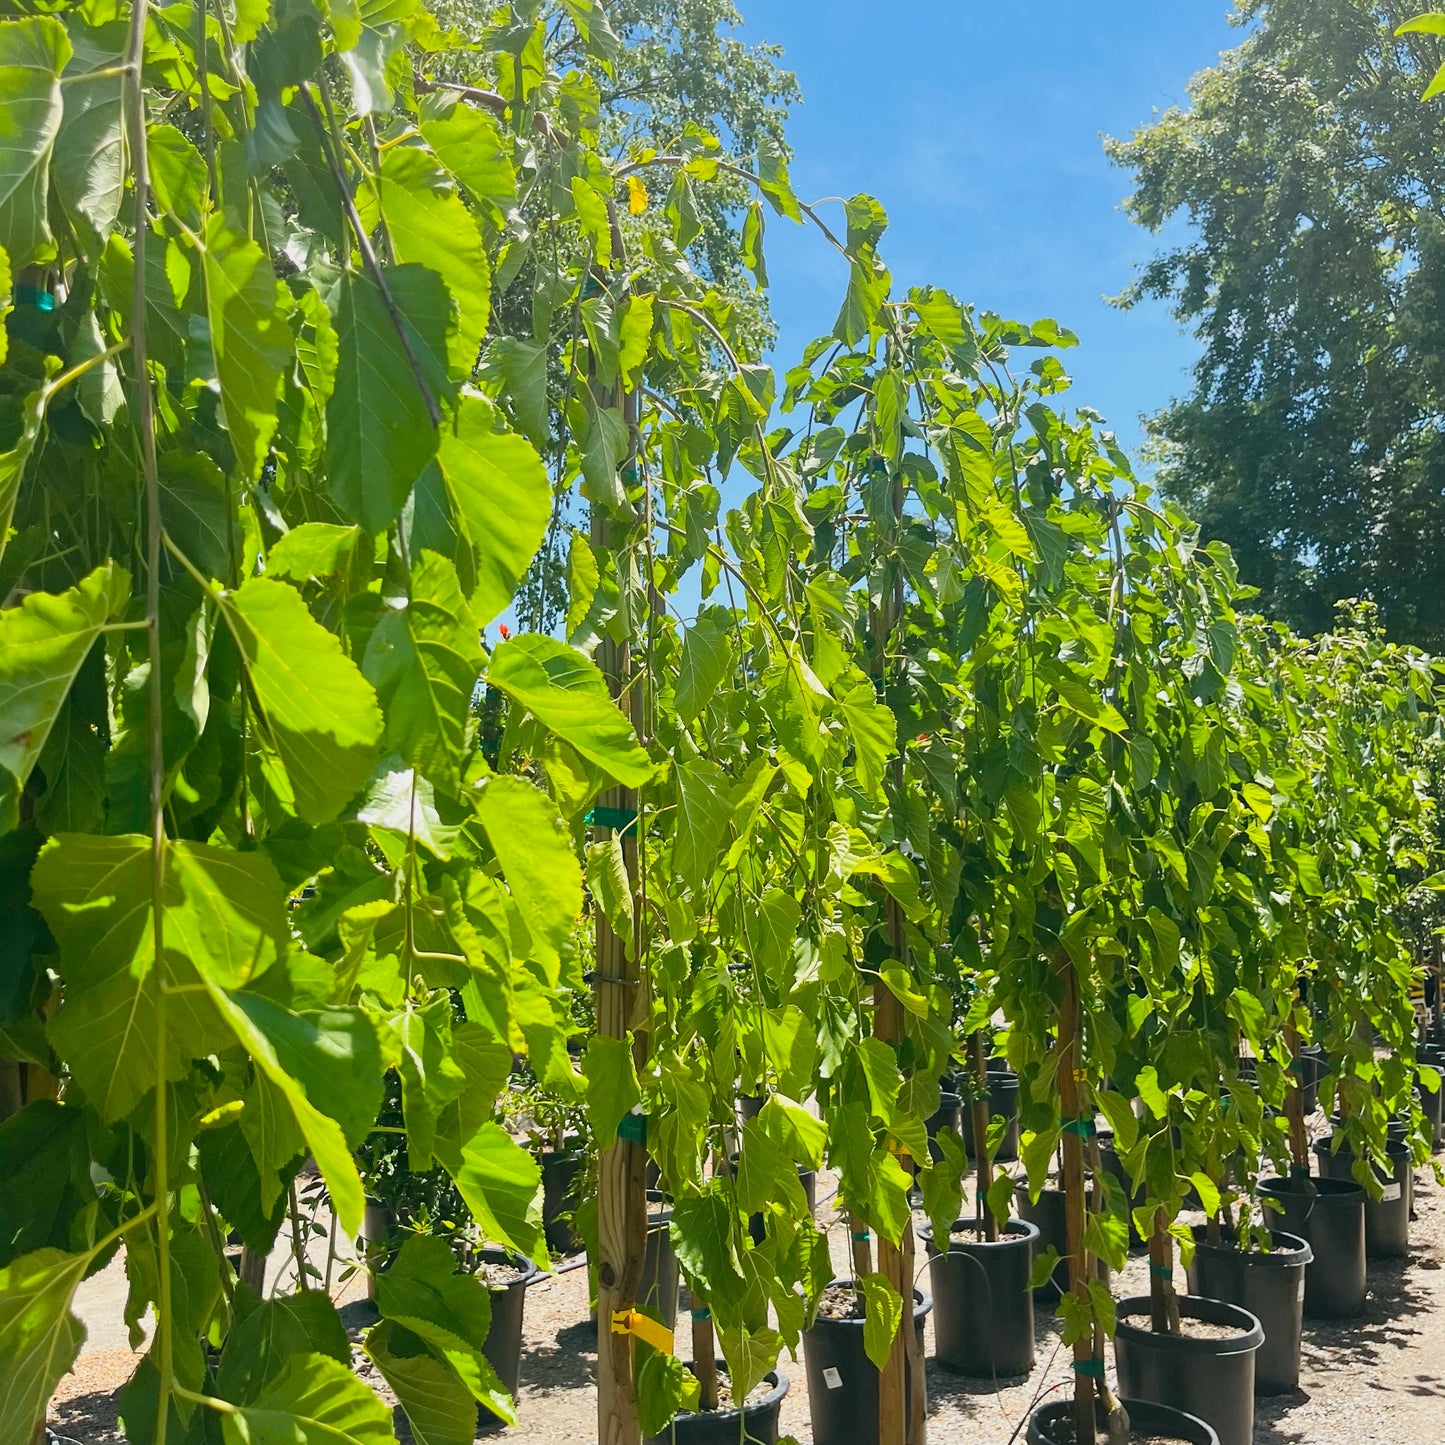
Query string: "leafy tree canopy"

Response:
xmin=1107 ymin=0 xmax=1445 ymax=647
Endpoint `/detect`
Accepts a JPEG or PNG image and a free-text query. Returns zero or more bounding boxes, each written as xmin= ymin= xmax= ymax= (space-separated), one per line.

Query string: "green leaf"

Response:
xmin=437 ymin=394 xmax=552 ymax=625
xmin=0 ymin=562 xmax=127 ymax=808
xmin=386 ymin=996 xmax=468 ymax=1171
xmin=215 ymin=1287 xmax=351 ymax=1403
xmin=0 ymin=1246 xmax=88 ymax=1443
xmin=636 ymin=1348 xmax=697 ymax=1439
xmin=364 ymin=550 xmax=484 ymax=794
xmin=357 ymin=766 xmax=459 ymax=859
xmin=676 ymin=613 xmax=734 ymax=724
xmin=570 ymin=175 xmax=613 ymax=264
xmin=718 ymin=1323 xmax=781 ymax=1402
xmin=0 ymin=379 xmax=50 ymax=572
xmin=451 ymin=1121 xmax=545 ymax=1266
xmin=757 ymin=135 xmax=802 ymax=223
xmin=198 ymin=217 xmax=294 ymax=483
xmin=1038 ymin=661 xmax=1128 ymax=734
xmin=759 ymin=1094 xmax=827 ymax=1169
xmin=1190 ymin=1172 xmax=1221 ymax=1218
xmin=1135 ymin=1065 xmax=1169 ymax=1120
xmin=855 ymin=1037 xmax=903 ymax=1123
xmin=372 ymin=147 xmax=492 ymax=375
xmin=838 ymin=683 xmax=896 ymax=795
xmin=31 ymin=835 xmax=285 ymax=1121
xmin=364 ymin=1319 xmax=483 ymax=1445
xmin=267 ymin=523 xmax=365 ymax=584
xmin=220 ymin=1352 xmax=394 ymax=1445
xmin=672 ymin=1186 xmax=745 ymax=1310
xmin=0 ymin=17 xmax=69 ymax=267
xmin=673 ymin=757 xmax=732 ymax=893
xmin=488 ymin=634 xmax=652 ymax=787
xmin=374 ymin=1235 xmax=513 ymax=1419
xmin=420 ymin=101 xmax=516 ymax=217
xmin=582 ymin=1034 xmax=640 ymax=1148
xmin=326 ymin=266 xmax=441 ymax=533
xmin=220 ymin=576 xmax=384 ymax=824
xmin=475 ymin=774 xmax=581 ymax=976
xmin=147 ymin=123 xmax=207 ymax=228
xmin=858 ymin=1271 xmax=903 ymax=1371
xmin=586 ymin=834 xmax=633 ymax=943
xmin=205 ymin=988 xmax=375 ymax=1236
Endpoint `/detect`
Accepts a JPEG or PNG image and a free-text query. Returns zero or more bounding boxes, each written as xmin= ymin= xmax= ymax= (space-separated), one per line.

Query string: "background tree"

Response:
xmin=1107 ymin=0 xmax=1445 ymax=648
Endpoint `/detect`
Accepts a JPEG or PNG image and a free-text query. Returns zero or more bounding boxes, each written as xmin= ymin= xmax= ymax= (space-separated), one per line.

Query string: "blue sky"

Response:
xmin=740 ymin=1 xmax=1244 ymax=466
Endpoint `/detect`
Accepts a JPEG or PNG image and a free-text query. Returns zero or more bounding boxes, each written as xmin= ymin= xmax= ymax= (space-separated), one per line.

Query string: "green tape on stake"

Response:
xmin=1073 ymin=1358 xmax=1105 ymax=1378
xmin=14 ymin=284 xmax=55 ymax=311
xmin=1060 ymin=1117 xmax=1097 ymax=1138
xmin=690 ymin=1306 xmax=711 ymax=1322
xmin=851 ymin=1229 xmax=871 ymax=1242
xmin=1149 ymin=1263 xmax=1172 ymax=1279
xmin=616 ymin=1111 xmax=647 ymax=1145
xmin=586 ymin=805 xmax=639 ymax=833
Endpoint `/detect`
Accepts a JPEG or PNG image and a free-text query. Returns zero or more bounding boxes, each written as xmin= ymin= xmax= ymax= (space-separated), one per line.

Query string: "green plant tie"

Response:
xmin=851 ymin=1229 xmax=871 ymax=1242
xmin=586 ymin=805 xmax=639 ymax=833
xmin=1149 ymin=1263 xmax=1172 ymax=1279
xmin=14 ymin=284 xmax=54 ymax=311
xmin=690 ymin=1306 xmax=711 ymax=1322
xmin=1073 ymin=1358 xmax=1105 ymax=1378
xmin=616 ymin=1111 xmax=647 ymax=1145
xmin=1060 ymin=1117 xmax=1097 ymax=1137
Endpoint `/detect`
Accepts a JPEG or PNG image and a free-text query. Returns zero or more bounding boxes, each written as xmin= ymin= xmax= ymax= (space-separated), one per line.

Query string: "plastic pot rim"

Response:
xmin=663 ymin=1360 xmax=790 ymax=1424
xmin=918 ymin=1217 xmax=1039 ymax=1252
xmin=1114 ymin=1294 xmax=1264 ymax=1355
xmin=1187 ymin=1224 xmax=1312 ymax=1268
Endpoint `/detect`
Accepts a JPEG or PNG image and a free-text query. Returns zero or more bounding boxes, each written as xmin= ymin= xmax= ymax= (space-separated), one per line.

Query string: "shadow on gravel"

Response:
xmin=48 ymin=1392 xmax=123 ymax=1445
xmin=521 ymin=1315 xmax=598 ymax=1395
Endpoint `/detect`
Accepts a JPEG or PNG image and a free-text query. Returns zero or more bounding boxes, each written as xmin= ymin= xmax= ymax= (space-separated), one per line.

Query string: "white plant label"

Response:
xmin=1298 ymin=1279 xmax=1306 ymax=1301
xmin=1381 ymin=1183 xmax=1402 ymax=1201
xmin=823 ymin=1367 xmax=843 ymax=1390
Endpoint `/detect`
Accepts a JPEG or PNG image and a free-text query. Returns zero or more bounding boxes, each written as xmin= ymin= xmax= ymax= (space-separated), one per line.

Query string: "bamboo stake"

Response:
xmin=1054 ymin=948 xmax=1096 ymax=1445
xmin=1283 ymin=1018 xmax=1310 ymax=1177
xmin=968 ymin=1031 xmax=997 ymax=1242
xmin=691 ymin=1301 xmax=719 ymax=1412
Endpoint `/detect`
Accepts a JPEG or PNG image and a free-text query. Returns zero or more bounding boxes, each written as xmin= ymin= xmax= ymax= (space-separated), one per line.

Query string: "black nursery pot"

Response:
xmin=801 ymin=1283 xmax=931 ymax=1445
xmin=476 ymin=1248 xmax=539 ymax=1420
xmin=1185 ymin=1227 xmax=1311 ymax=1395
xmin=1026 ymin=1397 xmax=1220 ymax=1445
xmin=963 ymin=1070 xmax=1021 ymax=1163
xmin=642 ymin=1190 xmax=679 ymax=1331
xmin=541 ymin=1149 xmax=584 ymax=1254
xmin=921 ymin=1218 xmax=1037 ymax=1377
xmin=1258 ymin=1176 xmax=1366 ymax=1319
xmin=1114 ymin=1294 xmax=1263 ymax=1445
xmin=1419 ymin=1046 xmax=1445 ymax=1151
xmin=1097 ymin=1129 xmax=1144 ymax=1246
xmin=642 ymin=1362 xmax=789 ymax=1445
xmin=1313 ymin=1135 xmax=1411 ymax=1258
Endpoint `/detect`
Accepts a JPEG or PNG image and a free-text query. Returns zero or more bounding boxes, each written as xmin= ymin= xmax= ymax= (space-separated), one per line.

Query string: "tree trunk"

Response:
xmin=968 ymin=1031 xmax=997 ymax=1241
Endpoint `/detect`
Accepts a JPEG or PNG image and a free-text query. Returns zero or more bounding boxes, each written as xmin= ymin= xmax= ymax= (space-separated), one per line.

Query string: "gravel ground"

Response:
xmin=50 ymin=1157 xmax=1445 ymax=1445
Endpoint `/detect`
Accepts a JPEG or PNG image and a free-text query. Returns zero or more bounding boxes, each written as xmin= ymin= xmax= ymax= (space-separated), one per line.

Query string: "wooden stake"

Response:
xmin=1283 ymin=1018 xmax=1310 ymax=1177
xmin=691 ymin=1303 xmax=719 ymax=1412
xmin=1054 ymin=949 xmax=1096 ymax=1445
xmin=968 ymin=1031 xmax=998 ymax=1242
xmin=1147 ymin=1209 xmax=1178 ymax=1334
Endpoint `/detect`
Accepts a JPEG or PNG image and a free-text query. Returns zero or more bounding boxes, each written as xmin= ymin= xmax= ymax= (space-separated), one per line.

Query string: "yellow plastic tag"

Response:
xmin=610 ymin=1309 xmax=674 ymax=1354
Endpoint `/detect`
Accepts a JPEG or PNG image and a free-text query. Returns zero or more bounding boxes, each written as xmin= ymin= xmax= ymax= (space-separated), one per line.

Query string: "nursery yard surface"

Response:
xmin=51 ymin=1161 xmax=1445 ymax=1445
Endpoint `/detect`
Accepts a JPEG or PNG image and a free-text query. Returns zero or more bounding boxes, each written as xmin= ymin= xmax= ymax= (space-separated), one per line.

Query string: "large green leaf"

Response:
xmin=672 ymin=757 xmax=731 ymax=893
xmin=220 ymin=1352 xmax=394 ymax=1445
xmin=0 ymin=377 xmax=49 ymax=574
xmin=0 ymin=1246 xmax=88 ymax=1443
xmin=0 ymin=16 xmax=69 ymax=267
xmin=198 ymin=217 xmax=294 ymax=483
xmin=675 ymin=612 xmax=734 ymax=724
xmin=363 ymin=550 xmax=483 ymax=794
xmin=420 ymin=100 xmax=516 ymax=218
xmin=30 ymin=835 xmax=283 ymax=1120
xmin=364 ymin=1320 xmax=482 ymax=1445
xmin=326 ymin=266 xmax=442 ymax=534
xmin=215 ymin=1287 xmax=351 ymax=1404
xmin=671 ymin=1186 xmax=745 ymax=1311
xmin=220 ymin=576 xmax=384 ymax=824
xmin=0 ymin=562 xmax=127 ymax=816
xmin=474 ymin=774 xmax=581 ymax=976
xmin=487 ymin=634 xmax=652 ymax=787
xmin=203 ymin=987 xmax=372 ymax=1236
xmin=436 ymin=393 xmax=551 ymax=624
xmin=374 ymin=1235 xmax=512 ymax=1419
xmin=451 ymin=1121 xmax=545 ymax=1266
xmin=858 ymin=1270 xmax=903 ymax=1372
xmin=52 ymin=18 xmax=124 ymax=245
xmin=370 ymin=146 xmax=491 ymax=375
xmin=582 ymin=1034 xmax=640 ymax=1150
